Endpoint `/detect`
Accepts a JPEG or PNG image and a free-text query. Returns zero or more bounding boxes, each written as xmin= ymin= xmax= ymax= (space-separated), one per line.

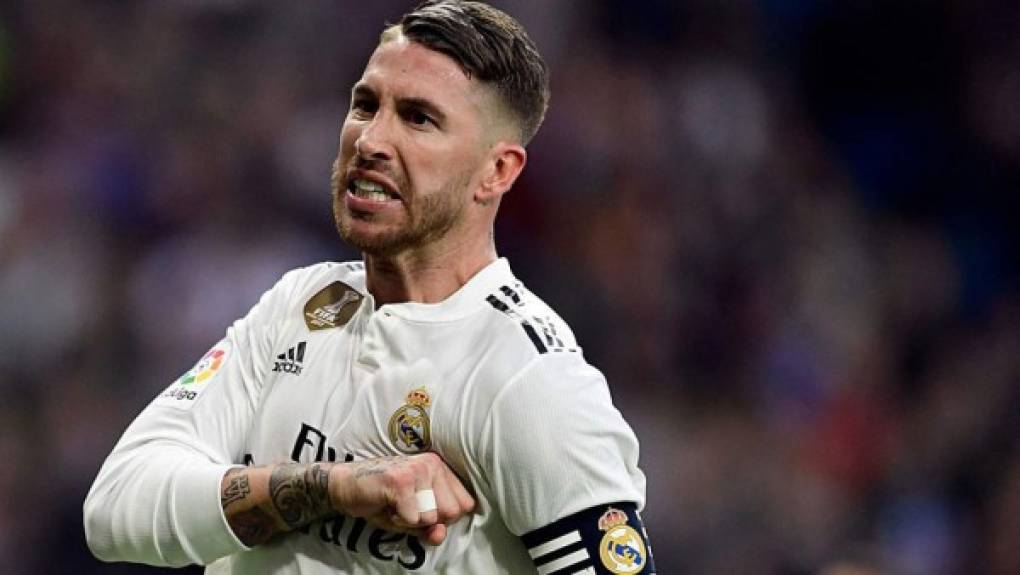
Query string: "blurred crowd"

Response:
xmin=0 ymin=1 xmax=1017 ymax=573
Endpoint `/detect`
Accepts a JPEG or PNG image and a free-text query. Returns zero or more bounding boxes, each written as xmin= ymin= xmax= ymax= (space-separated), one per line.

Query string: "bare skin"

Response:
xmin=220 ymin=453 xmax=475 ymax=547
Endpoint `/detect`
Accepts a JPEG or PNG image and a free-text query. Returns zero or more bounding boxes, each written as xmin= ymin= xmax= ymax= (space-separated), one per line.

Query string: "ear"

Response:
xmin=476 ymin=142 xmax=526 ymax=205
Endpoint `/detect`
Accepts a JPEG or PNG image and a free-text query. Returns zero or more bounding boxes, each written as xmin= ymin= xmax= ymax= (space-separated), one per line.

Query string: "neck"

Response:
xmin=364 ymin=237 xmax=497 ymax=306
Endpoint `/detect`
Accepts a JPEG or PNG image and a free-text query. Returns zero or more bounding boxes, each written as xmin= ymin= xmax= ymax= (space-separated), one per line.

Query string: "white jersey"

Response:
xmin=84 ymin=258 xmax=652 ymax=574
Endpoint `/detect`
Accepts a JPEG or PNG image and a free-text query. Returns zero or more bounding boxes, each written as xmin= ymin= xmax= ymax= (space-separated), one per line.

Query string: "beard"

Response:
xmin=331 ymin=163 xmax=471 ymax=257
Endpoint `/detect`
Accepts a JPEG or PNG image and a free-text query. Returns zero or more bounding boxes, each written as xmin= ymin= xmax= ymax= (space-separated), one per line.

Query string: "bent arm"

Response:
xmin=83 ymin=439 xmax=244 ymax=566
xmin=85 ymin=274 xmax=282 ymax=567
xmin=219 ymin=454 xmax=475 ymax=548
xmin=85 ymin=434 xmax=475 ymax=568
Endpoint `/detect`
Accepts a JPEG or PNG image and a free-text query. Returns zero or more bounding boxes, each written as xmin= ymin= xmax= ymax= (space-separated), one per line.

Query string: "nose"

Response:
xmin=354 ymin=113 xmax=395 ymax=162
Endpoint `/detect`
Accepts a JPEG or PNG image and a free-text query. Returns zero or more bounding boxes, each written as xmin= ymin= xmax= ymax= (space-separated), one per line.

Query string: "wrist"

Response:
xmin=327 ymin=462 xmax=353 ymax=514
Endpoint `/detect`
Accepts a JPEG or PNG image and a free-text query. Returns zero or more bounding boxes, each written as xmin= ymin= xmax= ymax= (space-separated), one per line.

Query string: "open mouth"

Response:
xmin=347 ymin=178 xmax=400 ymax=202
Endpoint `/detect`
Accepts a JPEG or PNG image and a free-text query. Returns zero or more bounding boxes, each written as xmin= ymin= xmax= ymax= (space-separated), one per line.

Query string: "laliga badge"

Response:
xmin=388 ymin=388 xmax=432 ymax=452
xmin=179 ymin=347 xmax=226 ymax=385
xmin=154 ymin=340 xmax=230 ymax=409
xmin=598 ymin=508 xmax=647 ymax=574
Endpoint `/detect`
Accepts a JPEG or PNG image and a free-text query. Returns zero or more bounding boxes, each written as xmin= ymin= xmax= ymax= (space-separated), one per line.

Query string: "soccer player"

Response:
xmin=84 ymin=1 xmax=655 ymax=573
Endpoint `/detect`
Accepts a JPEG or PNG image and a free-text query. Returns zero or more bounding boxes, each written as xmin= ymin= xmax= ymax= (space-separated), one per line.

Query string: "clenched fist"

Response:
xmin=329 ymin=453 xmax=476 ymax=545
xmin=220 ymin=452 xmax=475 ymax=547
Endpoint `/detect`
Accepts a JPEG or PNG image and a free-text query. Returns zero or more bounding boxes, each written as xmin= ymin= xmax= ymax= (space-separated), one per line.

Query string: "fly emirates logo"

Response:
xmin=246 ymin=423 xmax=428 ymax=569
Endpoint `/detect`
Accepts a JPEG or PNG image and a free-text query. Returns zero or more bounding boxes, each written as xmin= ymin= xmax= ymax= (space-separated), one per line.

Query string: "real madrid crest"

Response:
xmin=388 ymin=388 xmax=432 ymax=452
xmin=598 ymin=508 xmax=647 ymax=574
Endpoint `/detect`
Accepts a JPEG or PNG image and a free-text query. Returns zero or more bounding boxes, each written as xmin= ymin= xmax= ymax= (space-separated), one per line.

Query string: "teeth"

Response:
xmin=353 ymin=179 xmax=384 ymax=192
xmin=350 ymin=178 xmax=392 ymax=201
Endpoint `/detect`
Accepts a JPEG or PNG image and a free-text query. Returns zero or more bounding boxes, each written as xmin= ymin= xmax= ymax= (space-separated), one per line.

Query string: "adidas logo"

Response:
xmin=273 ymin=341 xmax=306 ymax=375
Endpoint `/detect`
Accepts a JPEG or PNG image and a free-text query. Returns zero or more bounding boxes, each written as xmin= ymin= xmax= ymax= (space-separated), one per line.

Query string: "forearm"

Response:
xmin=219 ymin=462 xmax=337 ymax=546
xmin=220 ymin=453 xmax=476 ymax=549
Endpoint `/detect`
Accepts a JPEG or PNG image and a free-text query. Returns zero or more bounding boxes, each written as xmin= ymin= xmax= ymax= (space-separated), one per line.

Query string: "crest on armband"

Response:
xmin=597 ymin=508 xmax=648 ymax=574
xmin=388 ymin=388 xmax=432 ymax=453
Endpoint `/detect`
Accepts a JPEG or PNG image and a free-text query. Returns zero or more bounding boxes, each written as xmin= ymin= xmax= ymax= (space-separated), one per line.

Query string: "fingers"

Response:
xmin=389 ymin=470 xmax=424 ymax=528
xmin=413 ymin=463 xmax=440 ymax=527
xmin=334 ymin=451 xmax=475 ymax=543
xmin=421 ymin=453 xmax=476 ymax=519
xmin=428 ymin=466 xmax=470 ymax=526
xmin=416 ymin=489 xmax=438 ymax=515
xmin=428 ymin=470 xmax=456 ymax=525
xmin=388 ymin=453 xmax=441 ymax=528
xmin=421 ymin=523 xmax=447 ymax=546
xmin=371 ymin=514 xmax=449 ymax=546
xmin=446 ymin=466 xmax=476 ymax=514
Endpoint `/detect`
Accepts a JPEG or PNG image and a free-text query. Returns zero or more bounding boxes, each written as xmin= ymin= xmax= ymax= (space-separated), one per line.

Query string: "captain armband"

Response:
xmin=520 ymin=502 xmax=656 ymax=575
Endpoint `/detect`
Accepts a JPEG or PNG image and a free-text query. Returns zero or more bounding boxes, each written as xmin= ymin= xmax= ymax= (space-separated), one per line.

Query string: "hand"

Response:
xmin=329 ymin=452 xmax=475 ymax=545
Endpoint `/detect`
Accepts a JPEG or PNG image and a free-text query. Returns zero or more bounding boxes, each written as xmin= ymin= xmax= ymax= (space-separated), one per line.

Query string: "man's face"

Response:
xmin=332 ymin=34 xmax=492 ymax=256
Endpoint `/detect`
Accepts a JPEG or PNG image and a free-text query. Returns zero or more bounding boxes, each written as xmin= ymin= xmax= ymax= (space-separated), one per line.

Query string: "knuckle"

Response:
xmin=408 ymin=455 xmax=438 ymax=479
xmin=439 ymin=503 xmax=462 ymax=522
xmin=418 ymin=451 xmax=442 ymax=468
xmin=394 ymin=472 xmax=415 ymax=491
xmin=384 ymin=469 xmax=415 ymax=492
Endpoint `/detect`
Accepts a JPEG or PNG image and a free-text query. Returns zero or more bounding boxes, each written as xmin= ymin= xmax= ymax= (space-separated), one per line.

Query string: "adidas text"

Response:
xmin=273 ymin=360 xmax=303 ymax=375
xmin=273 ymin=341 xmax=307 ymax=376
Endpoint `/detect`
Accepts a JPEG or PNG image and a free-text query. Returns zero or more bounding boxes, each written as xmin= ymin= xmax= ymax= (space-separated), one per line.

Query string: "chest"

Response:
xmin=244 ymin=319 xmax=483 ymax=474
xmin=232 ymin=319 xmax=524 ymax=573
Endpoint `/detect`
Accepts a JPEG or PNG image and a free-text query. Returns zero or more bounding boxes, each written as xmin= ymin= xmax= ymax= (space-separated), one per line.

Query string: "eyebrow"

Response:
xmin=350 ymin=83 xmax=448 ymax=124
xmin=350 ymin=83 xmax=375 ymax=100
xmin=399 ymin=97 xmax=447 ymax=125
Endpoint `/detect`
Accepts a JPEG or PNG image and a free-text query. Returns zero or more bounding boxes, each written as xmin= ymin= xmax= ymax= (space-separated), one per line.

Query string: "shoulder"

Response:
xmin=473 ymin=278 xmax=618 ymax=436
xmin=246 ymin=260 xmax=367 ymax=329
xmin=439 ymin=273 xmax=598 ymax=434
xmin=458 ymin=276 xmax=592 ymax=409
xmin=277 ymin=260 xmax=366 ymax=298
xmin=477 ymin=279 xmax=581 ymax=357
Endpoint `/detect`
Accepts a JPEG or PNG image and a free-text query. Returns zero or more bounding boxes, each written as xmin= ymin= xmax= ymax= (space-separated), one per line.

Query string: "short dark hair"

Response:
xmin=389 ymin=0 xmax=550 ymax=144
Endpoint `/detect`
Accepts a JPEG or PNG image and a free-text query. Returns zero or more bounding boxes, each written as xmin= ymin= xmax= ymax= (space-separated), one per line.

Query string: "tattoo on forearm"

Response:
xmin=269 ymin=463 xmax=333 ymax=530
xmin=221 ymin=471 xmax=251 ymax=509
xmin=231 ymin=506 xmax=276 ymax=546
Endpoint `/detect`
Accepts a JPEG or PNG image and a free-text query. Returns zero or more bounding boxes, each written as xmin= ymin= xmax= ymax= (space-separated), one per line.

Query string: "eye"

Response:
xmin=405 ymin=108 xmax=436 ymax=128
xmin=350 ymin=97 xmax=377 ymax=118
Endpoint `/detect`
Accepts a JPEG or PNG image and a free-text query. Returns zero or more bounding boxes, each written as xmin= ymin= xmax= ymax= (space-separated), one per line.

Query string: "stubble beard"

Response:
xmin=331 ymin=167 xmax=470 ymax=258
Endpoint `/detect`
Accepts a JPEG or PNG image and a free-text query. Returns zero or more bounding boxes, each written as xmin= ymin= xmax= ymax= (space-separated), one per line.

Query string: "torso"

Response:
xmin=210 ymin=260 xmax=561 ymax=574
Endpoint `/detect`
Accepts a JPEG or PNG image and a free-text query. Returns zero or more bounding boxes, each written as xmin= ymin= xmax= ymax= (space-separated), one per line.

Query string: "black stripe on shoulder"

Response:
xmin=499 ymin=285 xmax=522 ymax=305
xmin=485 ymin=294 xmax=548 ymax=354
xmin=486 ymin=294 xmax=510 ymax=313
xmin=521 ymin=322 xmax=549 ymax=354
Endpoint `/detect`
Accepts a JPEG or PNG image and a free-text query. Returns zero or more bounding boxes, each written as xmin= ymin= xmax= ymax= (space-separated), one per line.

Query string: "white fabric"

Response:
xmin=83 ymin=258 xmax=646 ymax=573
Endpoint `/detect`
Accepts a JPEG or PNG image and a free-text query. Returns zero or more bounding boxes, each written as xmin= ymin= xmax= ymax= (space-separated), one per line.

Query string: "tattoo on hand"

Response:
xmin=221 ymin=471 xmax=251 ymax=509
xmin=269 ymin=463 xmax=333 ymax=530
xmin=352 ymin=456 xmax=407 ymax=479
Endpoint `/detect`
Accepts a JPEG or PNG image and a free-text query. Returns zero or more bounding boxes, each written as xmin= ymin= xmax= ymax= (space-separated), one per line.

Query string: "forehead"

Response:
xmin=359 ymin=35 xmax=476 ymax=103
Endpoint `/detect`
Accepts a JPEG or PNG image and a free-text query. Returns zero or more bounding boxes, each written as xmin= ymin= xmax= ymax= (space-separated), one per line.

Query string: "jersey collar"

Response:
xmin=365 ymin=258 xmax=514 ymax=323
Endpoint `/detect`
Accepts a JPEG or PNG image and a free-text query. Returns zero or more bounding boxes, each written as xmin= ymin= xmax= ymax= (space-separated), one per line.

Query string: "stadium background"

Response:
xmin=0 ymin=1 xmax=1018 ymax=573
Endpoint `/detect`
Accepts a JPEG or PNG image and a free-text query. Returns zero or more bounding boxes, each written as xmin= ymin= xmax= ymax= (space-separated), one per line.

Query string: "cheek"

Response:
xmin=338 ymin=121 xmax=359 ymax=160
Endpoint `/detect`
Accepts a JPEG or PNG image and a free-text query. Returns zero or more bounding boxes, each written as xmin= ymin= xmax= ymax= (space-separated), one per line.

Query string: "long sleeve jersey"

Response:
xmin=84 ymin=258 xmax=655 ymax=574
